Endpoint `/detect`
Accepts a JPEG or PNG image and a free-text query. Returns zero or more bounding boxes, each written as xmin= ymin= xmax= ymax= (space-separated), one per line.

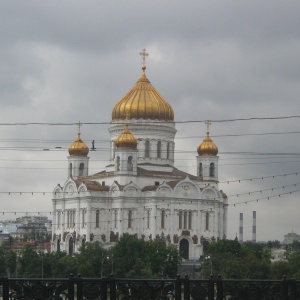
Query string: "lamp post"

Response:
xmin=205 ymin=255 xmax=212 ymax=276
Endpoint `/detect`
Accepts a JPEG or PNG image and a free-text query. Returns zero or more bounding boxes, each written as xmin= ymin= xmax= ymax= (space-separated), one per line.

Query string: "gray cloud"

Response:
xmin=0 ymin=0 xmax=299 ymax=241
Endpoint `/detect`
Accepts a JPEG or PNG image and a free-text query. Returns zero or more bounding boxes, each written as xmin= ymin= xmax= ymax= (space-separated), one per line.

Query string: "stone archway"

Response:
xmin=179 ymin=238 xmax=189 ymax=259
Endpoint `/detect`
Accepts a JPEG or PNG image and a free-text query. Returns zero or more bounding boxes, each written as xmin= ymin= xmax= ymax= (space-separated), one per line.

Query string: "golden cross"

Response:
xmin=139 ymin=48 xmax=149 ymax=71
xmin=205 ymin=120 xmax=211 ymax=135
xmin=77 ymin=121 xmax=82 ymax=137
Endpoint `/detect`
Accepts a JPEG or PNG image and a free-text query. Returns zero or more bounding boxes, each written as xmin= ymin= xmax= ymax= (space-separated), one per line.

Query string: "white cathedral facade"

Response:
xmin=51 ymin=53 xmax=228 ymax=260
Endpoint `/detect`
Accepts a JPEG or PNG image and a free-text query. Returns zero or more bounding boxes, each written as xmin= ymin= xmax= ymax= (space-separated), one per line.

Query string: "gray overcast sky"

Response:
xmin=0 ymin=1 xmax=300 ymax=242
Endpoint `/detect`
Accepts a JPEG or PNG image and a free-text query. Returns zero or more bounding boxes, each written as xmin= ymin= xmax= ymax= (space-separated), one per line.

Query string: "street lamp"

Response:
xmin=205 ymin=255 xmax=212 ymax=275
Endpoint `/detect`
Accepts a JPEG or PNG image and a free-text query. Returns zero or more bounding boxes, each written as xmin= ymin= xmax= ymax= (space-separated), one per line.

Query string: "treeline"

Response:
xmin=1 ymin=236 xmax=300 ymax=279
xmin=0 ymin=234 xmax=180 ymax=279
xmin=202 ymin=239 xmax=300 ymax=279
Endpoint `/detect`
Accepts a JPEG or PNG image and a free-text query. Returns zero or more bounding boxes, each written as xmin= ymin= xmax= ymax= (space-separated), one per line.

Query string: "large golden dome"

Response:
xmin=69 ymin=129 xmax=89 ymax=157
xmin=115 ymin=126 xmax=137 ymax=149
xmin=197 ymin=134 xmax=218 ymax=156
xmin=112 ymin=69 xmax=174 ymax=121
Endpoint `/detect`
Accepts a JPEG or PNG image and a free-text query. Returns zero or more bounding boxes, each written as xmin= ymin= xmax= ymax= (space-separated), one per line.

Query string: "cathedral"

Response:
xmin=51 ymin=50 xmax=228 ymax=260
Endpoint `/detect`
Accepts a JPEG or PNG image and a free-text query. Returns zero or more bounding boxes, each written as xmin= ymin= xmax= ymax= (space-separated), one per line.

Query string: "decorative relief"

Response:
xmin=68 ymin=185 xmax=74 ymax=196
xmin=160 ymin=188 xmax=167 ymax=196
xmin=203 ymin=189 xmax=214 ymax=199
xmin=127 ymin=188 xmax=134 ymax=197
xmin=182 ymin=185 xmax=191 ymax=196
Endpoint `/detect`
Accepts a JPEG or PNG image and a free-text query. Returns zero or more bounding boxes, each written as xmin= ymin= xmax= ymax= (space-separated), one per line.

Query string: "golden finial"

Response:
xmin=139 ymin=48 xmax=149 ymax=72
xmin=205 ymin=120 xmax=211 ymax=136
xmin=77 ymin=121 xmax=82 ymax=137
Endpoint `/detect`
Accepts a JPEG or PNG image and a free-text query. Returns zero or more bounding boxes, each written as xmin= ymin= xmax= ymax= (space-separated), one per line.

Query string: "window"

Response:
xmin=188 ymin=211 xmax=192 ymax=229
xmin=145 ymin=140 xmax=150 ymax=158
xmin=179 ymin=211 xmax=182 ymax=229
xmin=161 ymin=209 xmax=165 ymax=228
xmin=57 ymin=211 xmax=61 ymax=229
xmin=157 ymin=141 xmax=161 ymax=158
xmin=116 ymin=156 xmax=120 ymax=171
xmin=209 ymin=163 xmax=215 ymax=177
xmin=205 ymin=212 xmax=210 ymax=231
xmin=184 ymin=211 xmax=188 ymax=229
xmin=67 ymin=210 xmax=70 ymax=228
xmin=199 ymin=163 xmax=203 ymax=177
xmin=95 ymin=210 xmax=100 ymax=228
xmin=166 ymin=142 xmax=170 ymax=159
xmin=79 ymin=163 xmax=84 ymax=176
xmin=127 ymin=156 xmax=133 ymax=171
xmin=114 ymin=210 xmax=118 ymax=229
xmin=147 ymin=209 xmax=150 ymax=229
xmin=69 ymin=163 xmax=72 ymax=177
xmin=128 ymin=210 xmax=133 ymax=228
xmin=82 ymin=209 xmax=86 ymax=228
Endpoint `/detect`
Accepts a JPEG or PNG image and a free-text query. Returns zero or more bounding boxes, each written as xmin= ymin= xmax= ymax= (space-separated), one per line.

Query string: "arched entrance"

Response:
xmin=179 ymin=239 xmax=189 ymax=259
xmin=69 ymin=237 xmax=74 ymax=255
xmin=57 ymin=239 xmax=61 ymax=252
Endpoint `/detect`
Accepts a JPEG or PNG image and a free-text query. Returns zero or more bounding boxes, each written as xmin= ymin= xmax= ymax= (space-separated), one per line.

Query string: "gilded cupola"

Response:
xmin=115 ymin=125 xmax=138 ymax=149
xmin=112 ymin=49 xmax=174 ymax=122
xmin=68 ymin=122 xmax=89 ymax=157
xmin=197 ymin=121 xmax=218 ymax=156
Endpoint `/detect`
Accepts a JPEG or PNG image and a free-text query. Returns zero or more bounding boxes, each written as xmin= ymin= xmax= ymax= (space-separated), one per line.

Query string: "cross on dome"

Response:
xmin=205 ymin=120 xmax=211 ymax=136
xmin=139 ymin=48 xmax=149 ymax=72
xmin=77 ymin=121 xmax=82 ymax=137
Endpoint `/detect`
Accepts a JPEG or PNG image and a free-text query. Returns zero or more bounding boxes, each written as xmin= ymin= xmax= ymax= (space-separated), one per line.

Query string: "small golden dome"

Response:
xmin=69 ymin=131 xmax=89 ymax=157
xmin=197 ymin=133 xmax=218 ymax=156
xmin=115 ymin=126 xmax=138 ymax=149
xmin=112 ymin=70 xmax=174 ymax=121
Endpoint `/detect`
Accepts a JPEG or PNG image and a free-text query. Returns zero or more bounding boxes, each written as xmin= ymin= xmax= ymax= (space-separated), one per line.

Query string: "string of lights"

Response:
xmin=0 ymin=184 xmax=299 ymax=220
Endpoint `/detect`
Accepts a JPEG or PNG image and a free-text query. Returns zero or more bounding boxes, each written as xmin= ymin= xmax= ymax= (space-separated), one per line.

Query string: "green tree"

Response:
xmin=205 ymin=240 xmax=271 ymax=279
xmin=18 ymin=245 xmax=41 ymax=277
xmin=112 ymin=234 xmax=180 ymax=278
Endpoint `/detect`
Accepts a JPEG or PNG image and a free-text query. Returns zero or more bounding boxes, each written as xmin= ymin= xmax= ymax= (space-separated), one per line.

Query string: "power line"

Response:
xmin=0 ymin=115 xmax=300 ymax=126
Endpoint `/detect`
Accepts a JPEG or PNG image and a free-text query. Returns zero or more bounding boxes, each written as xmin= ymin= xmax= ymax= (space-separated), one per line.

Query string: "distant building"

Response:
xmin=283 ymin=232 xmax=300 ymax=244
xmin=271 ymin=248 xmax=287 ymax=262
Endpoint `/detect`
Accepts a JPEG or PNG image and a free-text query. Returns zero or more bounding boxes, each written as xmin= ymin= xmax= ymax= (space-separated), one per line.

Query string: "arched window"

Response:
xmin=95 ymin=210 xmax=100 ymax=228
xmin=116 ymin=156 xmax=120 ymax=171
xmin=145 ymin=140 xmax=150 ymax=158
xmin=161 ymin=209 xmax=165 ymax=229
xmin=128 ymin=210 xmax=133 ymax=228
xmin=209 ymin=163 xmax=215 ymax=177
xmin=157 ymin=141 xmax=161 ymax=158
xmin=205 ymin=212 xmax=210 ymax=231
xmin=127 ymin=156 xmax=133 ymax=171
xmin=199 ymin=163 xmax=203 ymax=177
xmin=79 ymin=163 xmax=84 ymax=176
xmin=166 ymin=142 xmax=170 ymax=159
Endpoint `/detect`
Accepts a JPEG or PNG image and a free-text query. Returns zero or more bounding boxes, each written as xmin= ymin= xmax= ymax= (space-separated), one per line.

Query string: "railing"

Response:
xmin=0 ymin=275 xmax=299 ymax=299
